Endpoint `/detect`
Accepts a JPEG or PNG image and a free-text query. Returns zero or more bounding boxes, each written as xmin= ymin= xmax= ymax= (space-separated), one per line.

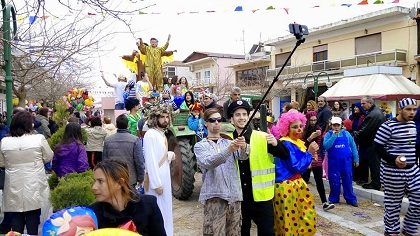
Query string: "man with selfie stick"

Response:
xmin=228 ymin=23 xmax=308 ymax=235
xmin=228 ymin=99 xmax=290 ymax=235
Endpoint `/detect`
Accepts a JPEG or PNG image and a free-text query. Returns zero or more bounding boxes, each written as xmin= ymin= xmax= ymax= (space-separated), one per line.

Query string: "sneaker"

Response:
xmin=322 ymin=202 xmax=335 ymax=211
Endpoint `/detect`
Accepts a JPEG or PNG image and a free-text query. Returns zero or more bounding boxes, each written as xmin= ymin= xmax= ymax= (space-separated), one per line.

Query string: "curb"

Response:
xmin=321 ymin=178 xmax=409 ymax=213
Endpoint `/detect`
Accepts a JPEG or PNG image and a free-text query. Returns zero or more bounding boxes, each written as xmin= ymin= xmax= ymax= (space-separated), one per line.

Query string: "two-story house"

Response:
xmin=182 ymin=51 xmax=245 ymax=103
xmin=263 ymin=6 xmax=417 ymax=119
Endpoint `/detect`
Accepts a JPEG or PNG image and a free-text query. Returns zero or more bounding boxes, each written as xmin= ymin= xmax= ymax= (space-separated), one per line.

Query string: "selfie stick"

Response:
xmin=239 ymin=33 xmax=306 ymax=136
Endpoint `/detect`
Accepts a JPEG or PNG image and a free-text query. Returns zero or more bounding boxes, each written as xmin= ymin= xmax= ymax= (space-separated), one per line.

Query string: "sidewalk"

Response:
xmin=321 ymin=177 xmax=410 ymax=213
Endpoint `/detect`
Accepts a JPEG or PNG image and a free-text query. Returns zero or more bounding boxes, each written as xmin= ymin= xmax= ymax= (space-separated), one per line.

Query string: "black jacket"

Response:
xmin=317 ymin=105 xmax=332 ymax=133
xmin=89 ymin=195 xmax=166 ymax=236
xmin=353 ymin=104 xmax=385 ymax=147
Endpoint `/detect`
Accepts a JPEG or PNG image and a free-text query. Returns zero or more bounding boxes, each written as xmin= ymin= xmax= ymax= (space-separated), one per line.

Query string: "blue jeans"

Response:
xmin=115 ymin=103 xmax=124 ymax=110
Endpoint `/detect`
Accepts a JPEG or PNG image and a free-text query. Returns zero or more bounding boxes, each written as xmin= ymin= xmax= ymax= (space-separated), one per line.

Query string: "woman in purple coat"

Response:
xmin=52 ymin=122 xmax=89 ymax=177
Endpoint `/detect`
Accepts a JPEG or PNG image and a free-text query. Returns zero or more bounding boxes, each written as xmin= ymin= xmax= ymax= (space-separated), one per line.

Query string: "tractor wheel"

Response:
xmin=168 ymin=135 xmax=195 ymax=200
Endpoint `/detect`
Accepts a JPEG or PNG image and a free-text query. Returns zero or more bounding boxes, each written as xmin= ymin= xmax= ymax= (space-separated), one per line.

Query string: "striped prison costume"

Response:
xmin=374 ymin=118 xmax=420 ymax=235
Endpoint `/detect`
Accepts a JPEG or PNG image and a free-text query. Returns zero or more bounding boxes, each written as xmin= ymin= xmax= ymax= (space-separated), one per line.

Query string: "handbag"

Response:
xmin=143 ymin=139 xmax=168 ymax=192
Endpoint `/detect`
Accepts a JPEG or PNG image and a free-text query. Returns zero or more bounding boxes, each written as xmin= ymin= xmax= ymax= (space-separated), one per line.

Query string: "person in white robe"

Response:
xmin=143 ymin=103 xmax=174 ymax=236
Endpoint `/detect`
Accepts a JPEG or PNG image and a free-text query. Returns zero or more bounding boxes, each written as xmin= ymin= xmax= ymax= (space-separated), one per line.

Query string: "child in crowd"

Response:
xmin=188 ymin=102 xmax=207 ymax=141
xmin=163 ymin=77 xmax=173 ymax=92
xmin=102 ymin=116 xmax=116 ymax=137
xmin=52 ymin=122 xmax=89 ymax=177
xmin=321 ymin=119 xmax=332 ymax=179
xmin=136 ymin=72 xmax=152 ymax=106
xmin=160 ymin=88 xmax=179 ymax=112
xmin=172 ymin=85 xmax=184 ymax=108
xmin=267 ymin=116 xmax=280 ymax=139
xmin=179 ymin=76 xmax=189 ymax=95
xmin=302 ymin=111 xmax=334 ymax=211
xmin=179 ymin=91 xmax=195 ymax=112
xmin=323 ymin=116 xmax=359 ymax=207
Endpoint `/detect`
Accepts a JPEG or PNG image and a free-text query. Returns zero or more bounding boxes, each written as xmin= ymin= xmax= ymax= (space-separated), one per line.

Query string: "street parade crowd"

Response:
xmin=0 ymin=36 xmax=419 ymax=236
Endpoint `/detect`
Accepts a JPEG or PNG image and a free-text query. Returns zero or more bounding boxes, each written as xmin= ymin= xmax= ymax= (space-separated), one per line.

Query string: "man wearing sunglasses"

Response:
xmin=194 ymin=108 xmax=248 ymax=235
xmin=227 ymin=100 xmax=290 ymax=236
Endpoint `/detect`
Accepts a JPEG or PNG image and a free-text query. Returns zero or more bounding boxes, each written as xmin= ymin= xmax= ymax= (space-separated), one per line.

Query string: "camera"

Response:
xmin=289 ymin=23 xmax=309 ymax=40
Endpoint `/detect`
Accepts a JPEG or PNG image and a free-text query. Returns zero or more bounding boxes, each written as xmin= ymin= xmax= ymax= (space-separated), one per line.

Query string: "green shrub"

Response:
xmin=53 ymin=100 xmax=71 ymax=128
xmin=48 ymin=126 xmax=87 ymax=150
xmin=48 ymin=172 xmax=60 ymax=191
xmin=50 ymin=170 xmax=95 ymax=211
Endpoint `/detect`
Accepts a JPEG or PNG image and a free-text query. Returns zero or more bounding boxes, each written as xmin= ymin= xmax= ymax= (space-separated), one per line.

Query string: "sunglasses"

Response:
xmin=207 ymin=117 xmax=222 ymax=123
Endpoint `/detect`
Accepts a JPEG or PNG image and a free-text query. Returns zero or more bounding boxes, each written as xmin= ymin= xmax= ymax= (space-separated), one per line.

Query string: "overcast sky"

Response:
xmin=13 ymin=0 xmax=419 ymax=85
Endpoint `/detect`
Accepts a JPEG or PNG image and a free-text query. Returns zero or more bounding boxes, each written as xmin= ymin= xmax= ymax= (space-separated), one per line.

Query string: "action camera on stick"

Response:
xmin=289 ymin=23 xmax=309 ymax=40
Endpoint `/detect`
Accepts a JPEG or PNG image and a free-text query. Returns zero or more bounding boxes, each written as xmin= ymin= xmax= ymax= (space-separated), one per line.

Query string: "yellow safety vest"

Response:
xmin=249 ymin=130 xmax=275 ymax=201
xmin=228 ymin=130 xmax=275 ymax=201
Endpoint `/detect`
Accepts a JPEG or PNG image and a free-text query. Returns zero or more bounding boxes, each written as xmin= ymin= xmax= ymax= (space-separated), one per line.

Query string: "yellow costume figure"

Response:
xmin=138 ymin=35 xmax=174 ymax=91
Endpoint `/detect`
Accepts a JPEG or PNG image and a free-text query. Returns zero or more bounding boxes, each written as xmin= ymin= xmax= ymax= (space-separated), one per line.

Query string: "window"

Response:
xmin=313 ymin=45 xmax=328 ymax=62
xmin=166 ymin=66 xmax=176 ymax=78
xmin=204 ymin=70 xmax=210 ymax=78
xmin=236 ymin=66 xmax=269 ymax=87
xmin=355 ymin=33 xmax=381 ymax=55
xmin=275 ymin=52 xmax=291 ymax=68
xmin=195 ymin=72 xmax=201 ymax=79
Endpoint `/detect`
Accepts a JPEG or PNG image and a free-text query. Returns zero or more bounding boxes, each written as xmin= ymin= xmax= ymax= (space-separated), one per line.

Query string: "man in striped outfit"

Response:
xmin=374 ymin=98 xmax=419 ymax=236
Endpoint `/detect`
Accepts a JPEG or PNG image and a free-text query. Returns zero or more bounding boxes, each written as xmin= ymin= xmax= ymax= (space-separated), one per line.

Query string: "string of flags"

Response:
xmin=18 ymin=0 xmax=404 ymax=24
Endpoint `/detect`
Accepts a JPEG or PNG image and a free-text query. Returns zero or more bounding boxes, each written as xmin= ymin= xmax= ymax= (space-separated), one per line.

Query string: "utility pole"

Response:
xmin=1 ymin=0 xmax=18 ymax=125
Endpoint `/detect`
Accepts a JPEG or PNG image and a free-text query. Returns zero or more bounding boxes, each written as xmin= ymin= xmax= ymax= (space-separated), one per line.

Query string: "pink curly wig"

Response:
xmin=277 ymin=111 xmax=307 ymax=137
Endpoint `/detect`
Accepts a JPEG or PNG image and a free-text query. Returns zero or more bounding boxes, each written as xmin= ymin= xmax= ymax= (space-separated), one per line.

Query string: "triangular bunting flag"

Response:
xmin=392 ymin=0 xmax=399 ymax=2
xmin=358 ymin=0 xmax=368 ymax=4
xmin=88 ymin=12 xmax=96 ymax=16
xmin=283 ymin=8 xmax=289 ymax=14
xmin=373 ymin=0 xmax=384 ymax=3
xmin=341 ymin=3 xmax=352 ymax=7
xmin=17 ymin=16 xmax=25 ymax=24
xmin=234 ymin=6 xmax=243 ymax=11
xmin=29 ymin=16 xmax=38 ymax=24
xmin=41 ymin=16 xmax=49 ymax=20
xmin=252 ymin=9 xmax=259 ymax=13
xmin=266 ymin=6 xmax=275 ymax=10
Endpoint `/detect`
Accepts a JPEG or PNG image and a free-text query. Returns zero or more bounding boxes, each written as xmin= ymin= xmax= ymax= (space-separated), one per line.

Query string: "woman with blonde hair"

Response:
xmin=89 ymin=159 xmax=166 ymax=236
xmin=304 ymin=100 xmax=318 ymax=114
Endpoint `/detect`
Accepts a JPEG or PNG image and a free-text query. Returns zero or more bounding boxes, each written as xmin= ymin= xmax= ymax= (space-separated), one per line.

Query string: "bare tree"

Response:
xmin=213 ymin=68 xmax=234 ymax=104
xmin=1 ymin=1 xmax=121 ymax=107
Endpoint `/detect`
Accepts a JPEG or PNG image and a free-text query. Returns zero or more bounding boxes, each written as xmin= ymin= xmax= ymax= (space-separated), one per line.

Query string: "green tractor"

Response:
xmin=167 ymin=112 xmax=235 ymax=200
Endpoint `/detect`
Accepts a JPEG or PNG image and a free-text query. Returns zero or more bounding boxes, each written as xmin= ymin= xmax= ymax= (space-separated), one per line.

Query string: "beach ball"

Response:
xmin=42 ymin=206 xmax=98 ymax=236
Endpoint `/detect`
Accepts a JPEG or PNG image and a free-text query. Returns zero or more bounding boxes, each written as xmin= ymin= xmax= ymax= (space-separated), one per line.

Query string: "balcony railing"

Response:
xmin=189 ymin=77 xmax=216 ymax=88
xmin=236 ymin=79 xmax=270 ymax=91
xmin=266 ymin=49 xmax=407 ymax=78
